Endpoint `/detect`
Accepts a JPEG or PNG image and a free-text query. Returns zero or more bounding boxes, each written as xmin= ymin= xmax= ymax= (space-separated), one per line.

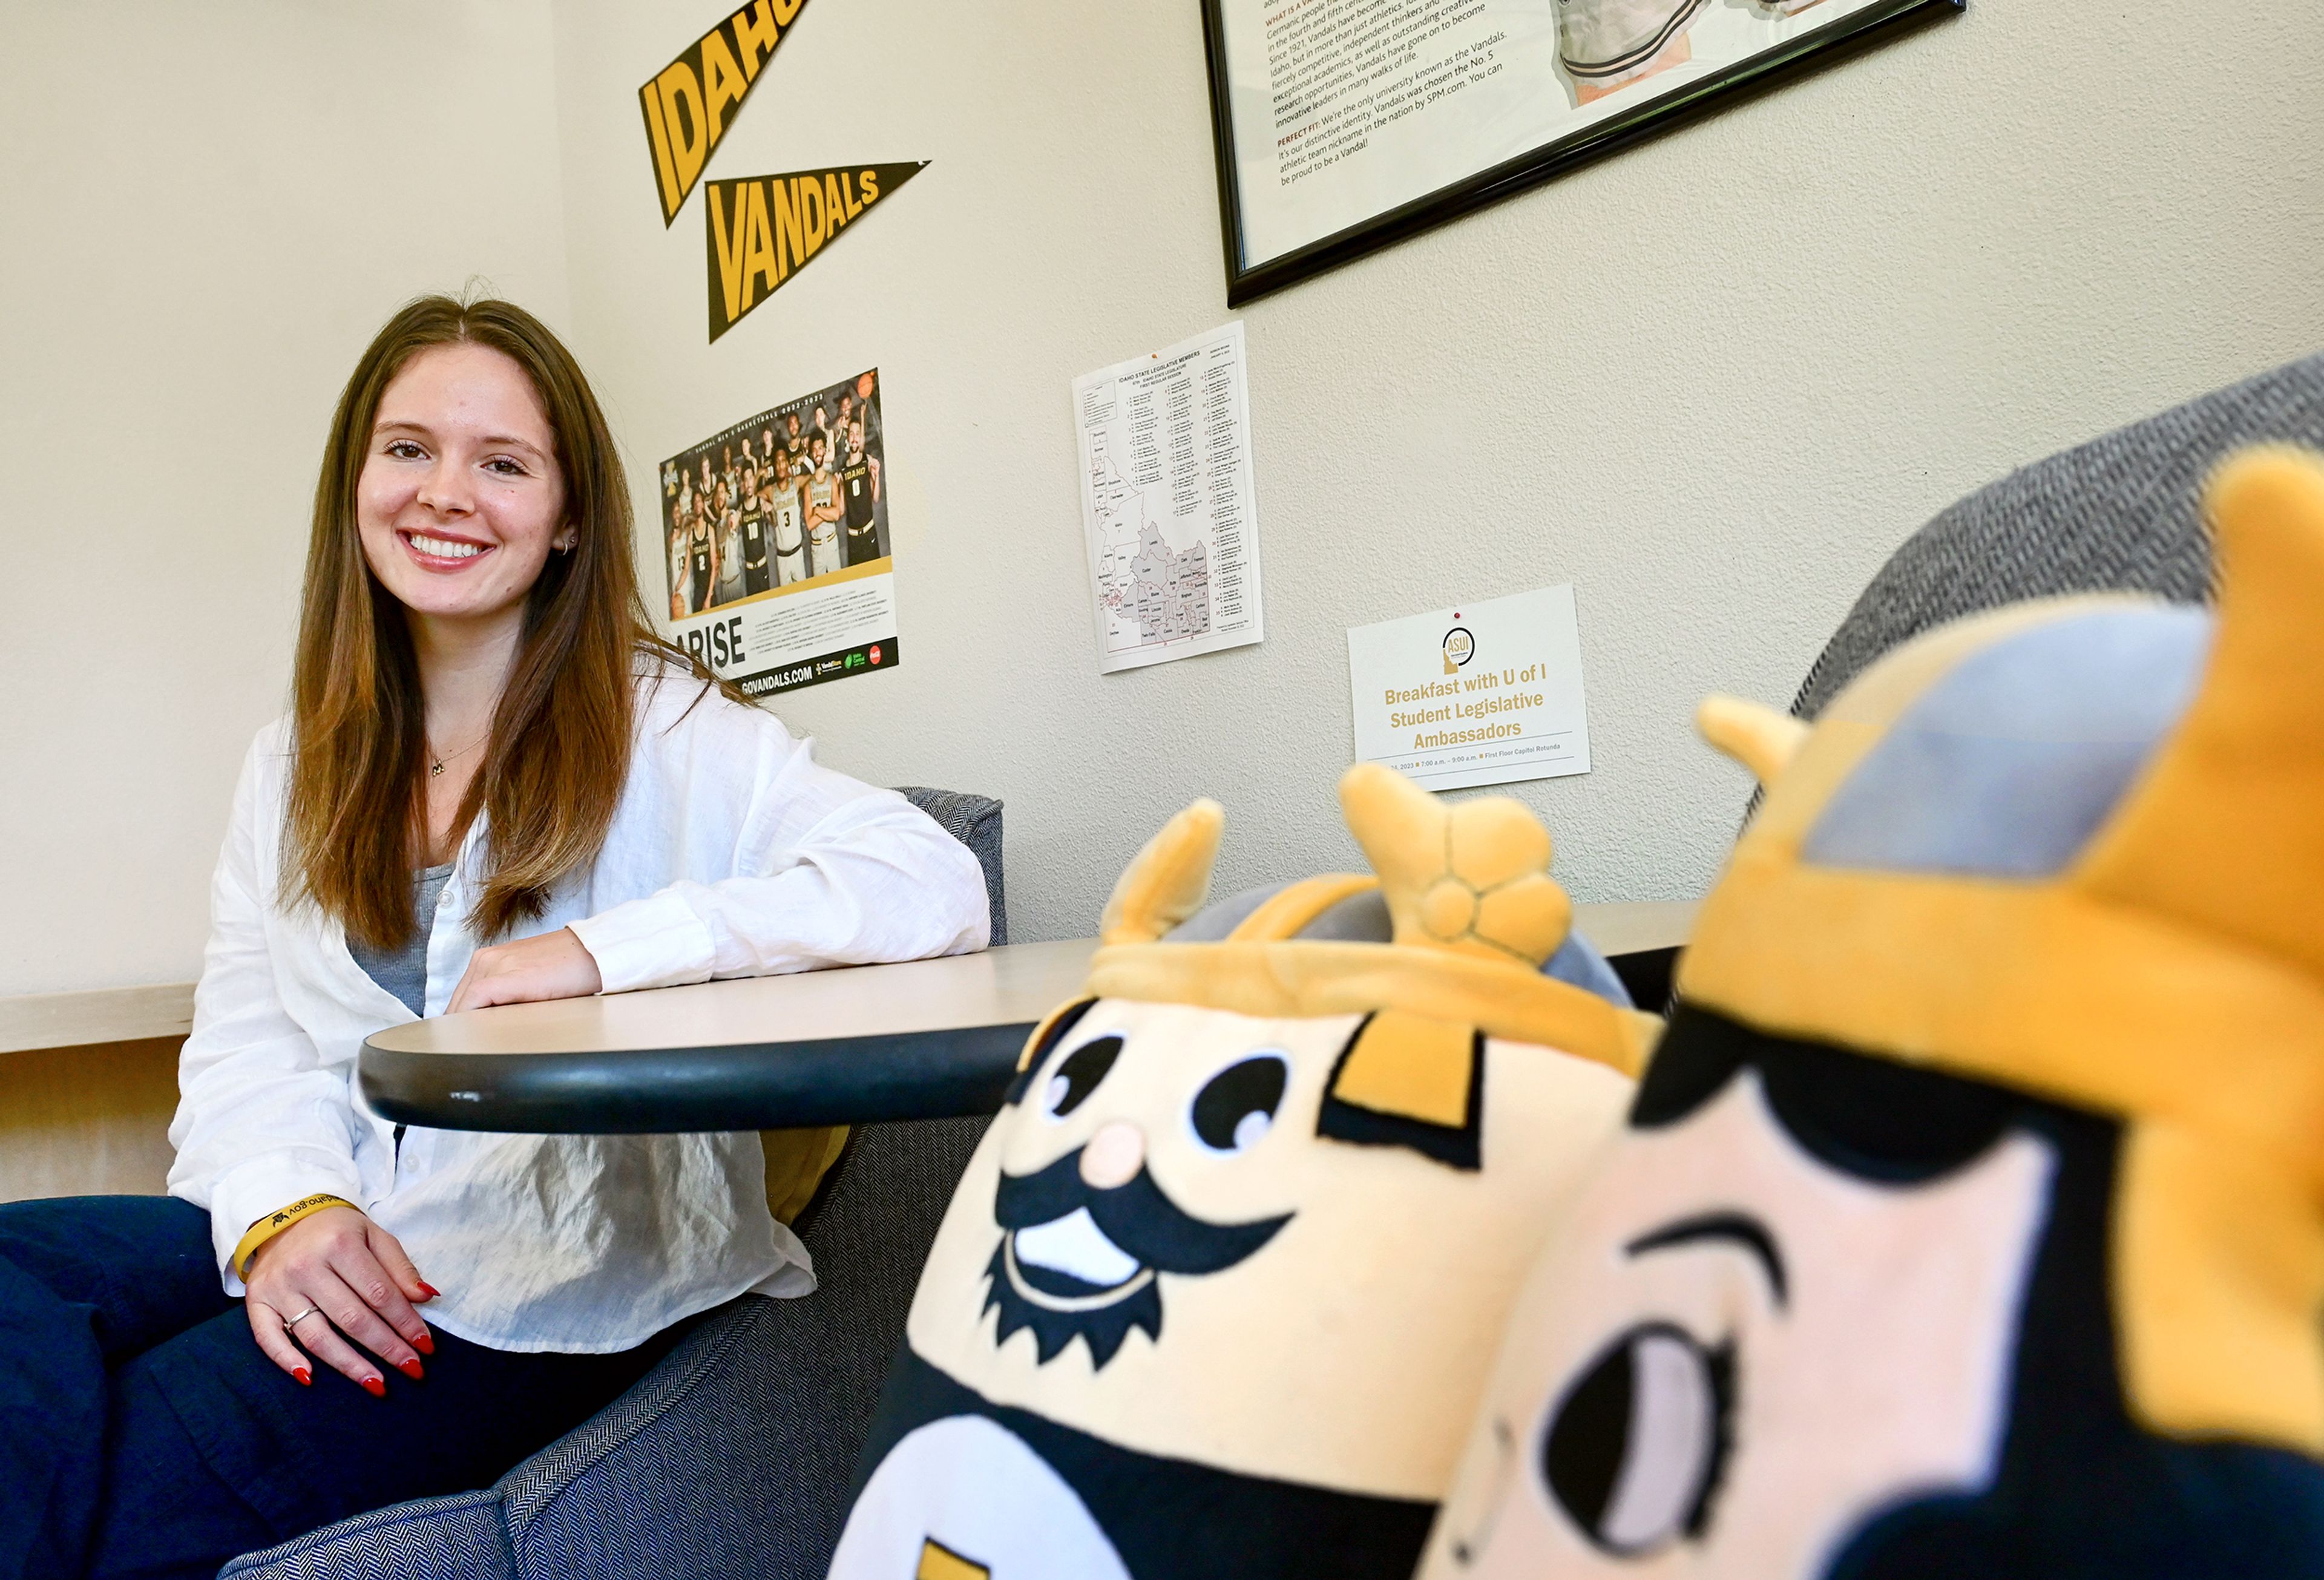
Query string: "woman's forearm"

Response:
xmin=569 ymin=751 xmax=990 ymax=994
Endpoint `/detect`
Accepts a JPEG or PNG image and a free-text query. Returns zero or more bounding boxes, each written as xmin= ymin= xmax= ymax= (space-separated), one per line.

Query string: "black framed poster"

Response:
xmin=1201 ymin=0 xmax=1962 ymax=305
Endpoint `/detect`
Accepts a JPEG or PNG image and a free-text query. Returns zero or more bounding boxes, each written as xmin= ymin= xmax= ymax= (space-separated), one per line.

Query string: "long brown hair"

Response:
xmin=286 ymin=294 xmax=723 ymax=948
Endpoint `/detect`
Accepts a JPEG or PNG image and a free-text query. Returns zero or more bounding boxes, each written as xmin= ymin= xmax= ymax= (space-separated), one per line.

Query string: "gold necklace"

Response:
xmin=427 ymin=731 xmax=488 ymax=779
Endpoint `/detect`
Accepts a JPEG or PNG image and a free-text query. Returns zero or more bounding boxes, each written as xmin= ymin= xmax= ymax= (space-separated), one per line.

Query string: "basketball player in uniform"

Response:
xmin=851 ymin=374 xmax=887 ymax=543
xmin=739 ymin=462 xmax=771 ymax=596
xmin=668 ymin=516 xmax=691 ymax=620
xmin=768 ymin=463 xmax=808 ymax=587
xmin=686 ymin=497 xmax=714 ymax=615
xmin=712 ymin=502 xmax=747 ymax=609
xmin=840 ymin=421 xmax=881 ymax=567
xmin=805 ymin=434 xmax=844 ymax=580
xmin=853 ymin=371 xmax=881 ymax=453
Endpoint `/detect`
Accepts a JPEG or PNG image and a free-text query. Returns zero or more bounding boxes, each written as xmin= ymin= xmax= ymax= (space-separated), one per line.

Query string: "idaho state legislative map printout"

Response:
xmin=1073 ymin=321 xmax=1265 ymax=673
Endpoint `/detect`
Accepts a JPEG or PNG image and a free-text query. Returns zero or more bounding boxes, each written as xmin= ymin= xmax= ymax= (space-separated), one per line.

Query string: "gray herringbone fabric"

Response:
xmin=1792 ymin=352 xmax=2324 ymax=719
xmin=218 ymin=1491 xmax=511 ymax=1578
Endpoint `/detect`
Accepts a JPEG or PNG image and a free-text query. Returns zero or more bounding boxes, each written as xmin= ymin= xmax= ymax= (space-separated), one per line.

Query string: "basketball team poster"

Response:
xmin=660 ymin=368 xmax=896 ymax=695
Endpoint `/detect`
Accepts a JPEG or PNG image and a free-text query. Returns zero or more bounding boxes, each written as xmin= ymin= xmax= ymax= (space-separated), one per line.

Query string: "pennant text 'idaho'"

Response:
xmin=706 ymin=163 xmax=927 ymax=343
xmin=638 ymin=0 xmax=813 ymax=227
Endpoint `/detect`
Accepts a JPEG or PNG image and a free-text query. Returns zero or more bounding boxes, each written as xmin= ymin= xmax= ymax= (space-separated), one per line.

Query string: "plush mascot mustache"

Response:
xmin=983 ymin=1147 xmax=1292 ymax=1369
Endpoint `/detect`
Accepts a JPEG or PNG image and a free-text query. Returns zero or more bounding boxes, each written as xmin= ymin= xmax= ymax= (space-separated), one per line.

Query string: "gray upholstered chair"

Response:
xmin=223 ymin=787 xmax=1004 ymax=1580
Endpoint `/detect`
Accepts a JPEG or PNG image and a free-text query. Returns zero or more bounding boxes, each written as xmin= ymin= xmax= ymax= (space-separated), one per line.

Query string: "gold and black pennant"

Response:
xmin=638 ymin=0 xmax=814 ymax=228
xmin=704 ymin=163 xmax=927 ymax=343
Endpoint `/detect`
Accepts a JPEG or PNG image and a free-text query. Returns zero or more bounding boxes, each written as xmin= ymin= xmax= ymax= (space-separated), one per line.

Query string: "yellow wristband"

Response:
xmin=232 ymin=1193 xmax=357 ymax=1278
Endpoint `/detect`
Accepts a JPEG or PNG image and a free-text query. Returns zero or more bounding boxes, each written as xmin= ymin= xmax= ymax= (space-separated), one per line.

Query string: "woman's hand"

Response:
xmin=446 ymin=925 xmax=603 ymax=1013
xmin=246 ymin=1207 xmax=435 ymax=1395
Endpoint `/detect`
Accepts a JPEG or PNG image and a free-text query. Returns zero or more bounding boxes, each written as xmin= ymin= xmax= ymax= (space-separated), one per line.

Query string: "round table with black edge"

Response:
xmin=358 ymin=904 xmax=1698 ymax=1136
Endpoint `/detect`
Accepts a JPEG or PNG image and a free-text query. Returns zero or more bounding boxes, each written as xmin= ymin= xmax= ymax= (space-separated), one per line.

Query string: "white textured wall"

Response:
xmin=8 ymin=1 xmax=2323 ymax=995
xmin=0 ymin=2 xmax=572 ymax=995
xmin=551 ymin=0 xmax=2324 ymax=946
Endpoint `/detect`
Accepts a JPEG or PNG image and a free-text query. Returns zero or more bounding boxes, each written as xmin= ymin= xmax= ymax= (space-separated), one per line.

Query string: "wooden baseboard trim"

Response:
xmin=0 ymin=984 xmax=195 ymax=1055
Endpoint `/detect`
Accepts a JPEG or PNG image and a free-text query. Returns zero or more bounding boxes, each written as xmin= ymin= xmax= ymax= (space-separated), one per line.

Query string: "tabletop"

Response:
xmin=358 ymin=900 xmax=1696 ymax=1135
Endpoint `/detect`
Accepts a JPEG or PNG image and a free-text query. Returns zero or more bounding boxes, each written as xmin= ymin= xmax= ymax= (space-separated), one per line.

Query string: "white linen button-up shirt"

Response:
xmin=166 ymin=669 xmax=991 ymax=1353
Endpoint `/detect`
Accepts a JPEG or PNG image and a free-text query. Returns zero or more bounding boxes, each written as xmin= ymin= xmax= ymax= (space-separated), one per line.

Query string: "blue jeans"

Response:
xmin=0 ymin=1195 xmax=688 ymax=1579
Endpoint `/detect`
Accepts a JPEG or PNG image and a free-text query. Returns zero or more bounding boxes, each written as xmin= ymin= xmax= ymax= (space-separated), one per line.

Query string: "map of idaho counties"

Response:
xmin=1089 ymin=434 xmax=1212 ymax=652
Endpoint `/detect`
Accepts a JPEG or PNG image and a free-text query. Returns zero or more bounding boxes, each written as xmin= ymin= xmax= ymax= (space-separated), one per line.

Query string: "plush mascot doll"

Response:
xmin=1417 ymin=447 xmax=2324 ymax=1579
xmin=827 ymin=764 xmax=1659 ymax=1580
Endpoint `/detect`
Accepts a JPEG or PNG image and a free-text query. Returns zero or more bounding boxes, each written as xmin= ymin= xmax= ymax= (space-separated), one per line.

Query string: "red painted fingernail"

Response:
xmin=416 ymin=1283 xmax=441 ymax=1300
xmin=398 ymin=1358 xmax=425 ymax=1381
xmin=413 ymin=1331 xmax=435 ymax=1356
xmin=294 ymin=1366 xmax=311 ymax=1386
xmin=362 ymin=1375 xmax=386 ymax=1398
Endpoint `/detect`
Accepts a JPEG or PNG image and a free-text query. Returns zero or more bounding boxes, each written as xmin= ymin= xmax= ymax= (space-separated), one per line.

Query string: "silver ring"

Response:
xmin=285 ymin=1305 xmax=324 ymax=1329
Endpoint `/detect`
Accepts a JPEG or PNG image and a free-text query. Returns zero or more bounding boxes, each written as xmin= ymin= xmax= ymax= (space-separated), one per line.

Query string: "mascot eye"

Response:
xmin=1040 ymin=1035 xmax=1123 ymax=1121
xmin=1540 ymin=1324 xmax=1732 ymax=1556
xmin=1189 ymin=1054 xmax=1289 ymax=1154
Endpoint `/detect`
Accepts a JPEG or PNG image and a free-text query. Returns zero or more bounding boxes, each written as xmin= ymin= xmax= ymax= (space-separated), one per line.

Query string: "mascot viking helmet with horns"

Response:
xmin=1423 ymin=447 xmax=2324 ymax=1579
xmin=829 ymin=763 xmax=1659 ymax=1580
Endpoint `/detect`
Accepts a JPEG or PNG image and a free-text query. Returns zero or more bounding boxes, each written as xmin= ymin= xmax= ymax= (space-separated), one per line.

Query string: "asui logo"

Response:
xmin=1442 ymin=622 xmax=1475 ymax=676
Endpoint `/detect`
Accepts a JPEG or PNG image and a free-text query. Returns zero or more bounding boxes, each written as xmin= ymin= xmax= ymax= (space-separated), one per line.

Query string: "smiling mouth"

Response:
xmin=401 ymin=530 xmax=491 ymax=565
xmin=982 ymin=1152 xmax=1294 ymax=1369
xmin=984 ymin=1218 xmax=1166 ymax=1369
xmin=1006 ymin=1208 xmax=1153 ymax=1308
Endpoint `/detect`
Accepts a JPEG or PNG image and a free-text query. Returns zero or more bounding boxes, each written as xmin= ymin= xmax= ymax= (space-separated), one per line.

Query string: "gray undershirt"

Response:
xmin=348 ymin=863 xmax=455 ymax=1017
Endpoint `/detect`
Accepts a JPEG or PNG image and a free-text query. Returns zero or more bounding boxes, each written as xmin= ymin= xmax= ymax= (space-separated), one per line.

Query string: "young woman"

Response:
xmin=0 ymin=295 xmax=988 ymax=1579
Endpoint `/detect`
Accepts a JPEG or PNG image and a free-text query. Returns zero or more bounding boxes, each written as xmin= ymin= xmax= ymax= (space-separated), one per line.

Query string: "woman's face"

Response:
xmin=357 ymin=343 xmax=571 ymax=629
